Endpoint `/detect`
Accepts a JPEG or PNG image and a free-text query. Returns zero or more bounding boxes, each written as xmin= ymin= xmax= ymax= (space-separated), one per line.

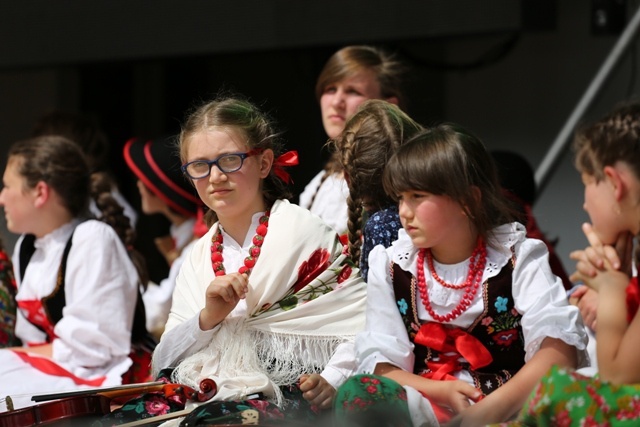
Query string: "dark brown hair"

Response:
xmin=9 ymin=136 xmax=148 ymax=287
xmin=383 ymin=123 xmax=516 ymax=245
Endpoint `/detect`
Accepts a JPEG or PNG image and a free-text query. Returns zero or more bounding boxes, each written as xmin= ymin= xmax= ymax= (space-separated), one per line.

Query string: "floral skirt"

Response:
xmin=499 ymin=365 xmax=640 ymax=427
xmin=334 ymin=374 xmax=412 ymax=427
xmin=92 ymin=370 xmax=323 ymax=426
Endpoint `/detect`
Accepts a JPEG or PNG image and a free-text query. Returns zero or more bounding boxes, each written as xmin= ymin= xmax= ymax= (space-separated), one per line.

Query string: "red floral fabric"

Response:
xmin=291 ymin=248 xmax=331 ymax=294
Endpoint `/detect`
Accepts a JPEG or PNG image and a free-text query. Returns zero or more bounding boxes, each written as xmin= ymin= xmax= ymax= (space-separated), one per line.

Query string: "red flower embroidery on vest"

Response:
xmin=491 ymin=328 xmax=519 ymax=346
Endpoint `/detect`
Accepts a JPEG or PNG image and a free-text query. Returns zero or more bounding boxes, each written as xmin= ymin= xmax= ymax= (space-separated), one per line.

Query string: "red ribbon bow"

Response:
xmin=415 ymin=322 xmax=493 ymax=381
xmin=273 ymin=151 xmax=299 ymax=184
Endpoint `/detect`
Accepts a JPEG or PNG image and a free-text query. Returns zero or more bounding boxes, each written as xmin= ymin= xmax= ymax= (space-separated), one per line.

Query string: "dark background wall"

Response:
xmin=0 ymin=0 xmax=637 ymax=282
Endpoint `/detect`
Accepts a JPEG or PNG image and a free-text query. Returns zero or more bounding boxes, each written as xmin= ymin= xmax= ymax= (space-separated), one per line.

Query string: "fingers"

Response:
xmin=580 ymin=223 xmax=623 ymax=271
xmin=446 ymin=383 xmax=481 ymax=414
xmin=448 ymin=392 xmax=473 ymax=414
xmin=581 ymin=223 xmax=602 ymax=249
xmin=207 ymin=273 xmax=249 ymax=303
xmin=299 ymin=374 xmax=335 ymax=410
xmin=460 ymin=385 xmax=482 ymax=403
xmin=569 ymin=285 xmax=588 ymax=300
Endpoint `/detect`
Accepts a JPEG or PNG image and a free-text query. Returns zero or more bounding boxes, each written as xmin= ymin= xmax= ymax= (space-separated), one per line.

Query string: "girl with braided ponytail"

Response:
xmin=331 ymin=99 xmax=422 ymax=280
xmin=505 ymin=102 xmax=640 ymax=426
xmin=0 ymin=136 xmax=144 ymax=409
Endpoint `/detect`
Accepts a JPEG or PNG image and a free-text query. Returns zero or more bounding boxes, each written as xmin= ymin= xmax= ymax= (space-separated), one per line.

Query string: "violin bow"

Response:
xmin=31 ymin=381 xmax=165 ymax=402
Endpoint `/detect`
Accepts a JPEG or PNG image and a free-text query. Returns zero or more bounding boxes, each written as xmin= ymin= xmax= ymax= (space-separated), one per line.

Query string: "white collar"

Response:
xmin=390 ymin=222 xmax=527 ymax=278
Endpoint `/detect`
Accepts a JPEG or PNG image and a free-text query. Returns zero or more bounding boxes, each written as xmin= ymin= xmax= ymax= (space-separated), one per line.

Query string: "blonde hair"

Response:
xmin=179 ymin=96 xmax=292 ymax=225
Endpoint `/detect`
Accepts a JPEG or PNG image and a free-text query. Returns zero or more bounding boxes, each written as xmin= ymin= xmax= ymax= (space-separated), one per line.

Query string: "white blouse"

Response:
xmin=357 ymin=222 xmax=589 ymax=378
xmin=12 ymin=219 xmax=140 ymax=380
xmin=298 ymin=170 xmax=349 ymax=235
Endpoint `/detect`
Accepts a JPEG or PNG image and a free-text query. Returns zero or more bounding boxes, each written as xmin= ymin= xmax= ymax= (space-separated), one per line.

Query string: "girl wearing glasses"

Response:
xmin=100 ymin=96 xmax=366 ymax=426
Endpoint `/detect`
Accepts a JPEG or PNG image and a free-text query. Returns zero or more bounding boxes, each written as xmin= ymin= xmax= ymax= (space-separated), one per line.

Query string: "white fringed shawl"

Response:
xmin=165 ymin=200 xmax=366 ymax=405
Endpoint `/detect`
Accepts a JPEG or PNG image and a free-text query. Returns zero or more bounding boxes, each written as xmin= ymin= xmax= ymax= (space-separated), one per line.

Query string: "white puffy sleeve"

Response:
xmin=356 ymin=244 xmax=415 ymax=374
xmin=53 ymin=221 xmax=139 ymax=370
xmin=512 ymin=237 xmax=589 ymax=367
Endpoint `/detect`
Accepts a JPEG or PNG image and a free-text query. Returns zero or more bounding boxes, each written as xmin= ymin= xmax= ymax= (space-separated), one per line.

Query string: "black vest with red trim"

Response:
xmin=391 ymin=255 xmax=525 ymax=395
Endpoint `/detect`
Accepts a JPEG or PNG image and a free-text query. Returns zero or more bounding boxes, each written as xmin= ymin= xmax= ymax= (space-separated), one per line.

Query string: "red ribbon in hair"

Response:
xmin=193 ymin=206 xmax=209 ymax=238
xmin=273 ymin=151 xmax=299 ymax=184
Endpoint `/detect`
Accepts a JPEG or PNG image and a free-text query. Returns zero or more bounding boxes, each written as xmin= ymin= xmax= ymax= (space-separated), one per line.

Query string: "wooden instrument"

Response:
xmin=0 ymin=379 xmax=217 ymax=426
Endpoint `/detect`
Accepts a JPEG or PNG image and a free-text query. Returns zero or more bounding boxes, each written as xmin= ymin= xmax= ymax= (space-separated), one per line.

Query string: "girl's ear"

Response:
xmin=385 ymin=96 xmax=400 ymax=106
xmin=259 ymin=149 xmax=274 ymax=179
xmin=604 ymin=165 xmax=626 ymax=202
xmin=462 ymin=186 xmax=482 ymax=218
xmin=32 ymin=181 xmax=50 ymax=208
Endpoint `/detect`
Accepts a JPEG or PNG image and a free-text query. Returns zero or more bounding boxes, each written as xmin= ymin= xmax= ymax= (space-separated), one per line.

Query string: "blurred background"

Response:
xmin=0 ymin=0 xmax=637 ymax=282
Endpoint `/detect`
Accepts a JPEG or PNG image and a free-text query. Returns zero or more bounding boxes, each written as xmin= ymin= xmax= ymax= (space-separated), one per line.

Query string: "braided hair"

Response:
xmin=574 ymin=102 xmax=640 ymax=270
xmin=330 ymin=99 xmax=422 ymax=265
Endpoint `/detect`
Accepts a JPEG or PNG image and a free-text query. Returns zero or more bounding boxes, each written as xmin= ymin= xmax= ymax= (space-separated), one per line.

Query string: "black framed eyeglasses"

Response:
xmin=181 ymin=149 xmax=260 ymax=179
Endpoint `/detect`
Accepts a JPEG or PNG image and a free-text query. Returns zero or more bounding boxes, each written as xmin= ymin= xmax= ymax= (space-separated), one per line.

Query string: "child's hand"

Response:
xmin=569 ymin=285 xmax=599 ymax=331
xmin=299 ymin=373 xmax=335 ymax=410
xmin=569 ymin=223 xmax=632 ymax=281
xmin=199 ymin=272 xmax=248 ymax=330
xmin=425 ymin=378 xmax=482 ymax=416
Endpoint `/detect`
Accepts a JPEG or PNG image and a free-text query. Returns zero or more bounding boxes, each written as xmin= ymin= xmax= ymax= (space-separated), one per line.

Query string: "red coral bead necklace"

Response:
xmin=210 ymin=211 xmax=270 ymax=276
xmin=416 ymin=239 xmax=487 ymax=322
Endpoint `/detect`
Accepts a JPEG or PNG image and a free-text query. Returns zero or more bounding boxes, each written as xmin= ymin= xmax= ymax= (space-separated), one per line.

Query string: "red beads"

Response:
xmin=210 ymin=211 xmax=270 ymax=276
xmin=416 ymin=239 xmax=487 ymax=323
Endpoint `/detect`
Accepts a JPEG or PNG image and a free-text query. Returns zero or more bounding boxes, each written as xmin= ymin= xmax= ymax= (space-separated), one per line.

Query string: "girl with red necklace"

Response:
xmin=111 ymin=96 xmax=367 ymax=427
xmin=335 ymin=124 xmax=589 ymax=427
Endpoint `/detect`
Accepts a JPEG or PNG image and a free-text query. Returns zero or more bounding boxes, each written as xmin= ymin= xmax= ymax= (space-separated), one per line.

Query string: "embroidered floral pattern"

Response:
xmin=335 ymin=374 xmax=411 ymax=426
xmin=483 ymin=295 xmax=522 ymax=350
xmin=494 ymin=296 xmax=508 ymax=313
xmin=397 ymin=298 xmax=408 ymax=315
xmin=507 ymin=366 xmax=640 ymax=426
xmin=252 ymin=241 xmax=356 ymax=316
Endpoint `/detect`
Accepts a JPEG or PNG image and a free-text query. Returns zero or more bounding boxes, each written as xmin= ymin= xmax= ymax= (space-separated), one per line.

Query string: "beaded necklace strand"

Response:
xmin=210 ymin=211 xmax=270 ymax=276
xmin=416 ymin=239 xmax=487 ymax=322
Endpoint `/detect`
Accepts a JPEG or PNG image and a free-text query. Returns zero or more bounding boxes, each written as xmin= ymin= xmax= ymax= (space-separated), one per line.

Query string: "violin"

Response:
xmin=0 ymin=394 xmax=111 ymax=427
xmin=0 ymin=379 xmax=217 ymax=427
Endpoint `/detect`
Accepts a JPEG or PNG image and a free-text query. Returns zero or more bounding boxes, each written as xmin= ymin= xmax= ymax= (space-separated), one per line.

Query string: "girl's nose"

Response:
xmin=330 ymin=88 xmax=345 ymax=107
xmin=208 ymin=166 xmax=228 ymax=183
xmin=398 ymin=200 xmax=410 ymax=219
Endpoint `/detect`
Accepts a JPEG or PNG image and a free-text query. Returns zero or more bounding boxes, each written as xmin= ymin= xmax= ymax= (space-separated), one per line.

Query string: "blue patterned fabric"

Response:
xmin=360 ymin=205 xmax=401 ymax=281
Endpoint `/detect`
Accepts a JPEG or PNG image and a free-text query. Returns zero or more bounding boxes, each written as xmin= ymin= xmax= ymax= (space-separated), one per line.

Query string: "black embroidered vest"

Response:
xmin=391 ymin=255 xmax=526 ymax=395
